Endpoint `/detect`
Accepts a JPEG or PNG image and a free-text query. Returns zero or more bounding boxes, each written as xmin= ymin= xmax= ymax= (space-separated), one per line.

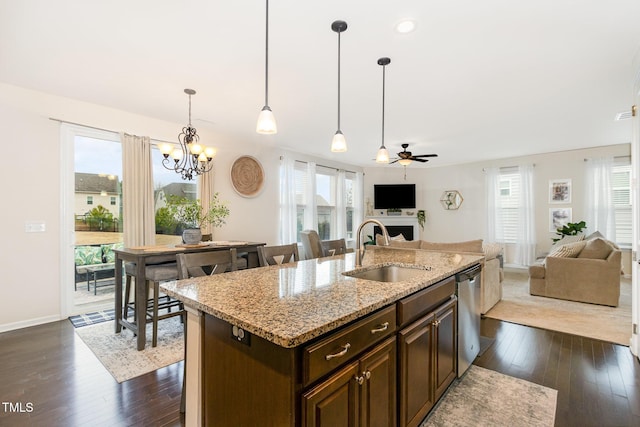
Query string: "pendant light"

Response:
xmin=256 ymin=0 xmax=277 ymax=134
xmin=330 ymin=20 xmax=348 ymax=152
xmin=376 ymin=57 xmax=391 ymax=163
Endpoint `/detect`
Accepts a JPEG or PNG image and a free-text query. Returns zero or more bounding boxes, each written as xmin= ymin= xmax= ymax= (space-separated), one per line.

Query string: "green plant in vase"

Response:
xmin=417 ymin=210 xmax=426 ymax=230
xmin=166 ymin=193 xmax=230 ymax=244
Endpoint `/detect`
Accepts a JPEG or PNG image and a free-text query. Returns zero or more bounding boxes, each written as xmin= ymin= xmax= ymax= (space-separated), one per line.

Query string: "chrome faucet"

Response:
xmin=355 ymin=219 xmax=390 ymax=266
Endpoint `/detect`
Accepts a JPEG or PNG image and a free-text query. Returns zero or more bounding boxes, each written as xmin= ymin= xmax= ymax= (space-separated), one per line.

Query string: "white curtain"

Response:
xmin=279 ymin=155 xmax=297 ymax=244
xmin=121 ymin=133 xmax=155 ymax=247
xmin=484 ymin=167 xmax=500 ymax=241
xmin=335 ymin=170 xmax=347 ymax=238
xmin=304 ymin=162 xmax=318 ymax=231
xmin=198 ymin=168 xmax=215 ymax=237
xmin=514 ymin=164 xmax=536 ymax=266
xmin=584 ymin=157 xmax=615 ymax=239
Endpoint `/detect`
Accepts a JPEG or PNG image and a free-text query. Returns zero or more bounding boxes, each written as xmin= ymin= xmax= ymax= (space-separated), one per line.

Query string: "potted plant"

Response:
xmin=165 ymin=193 xmax=230 ymax=244
xmin=552 ymin=220 xmax=586 ymax=243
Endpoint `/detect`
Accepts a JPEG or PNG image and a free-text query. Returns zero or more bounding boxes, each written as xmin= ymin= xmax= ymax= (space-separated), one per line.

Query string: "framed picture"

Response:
xmin=549 ymin=179 xmax=571 ymax=203
xmin=549 ymin=208 xmax=572 ymax=232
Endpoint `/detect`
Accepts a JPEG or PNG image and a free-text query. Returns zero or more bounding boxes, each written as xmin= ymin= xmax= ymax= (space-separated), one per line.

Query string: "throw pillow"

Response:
xmin=585 ymin=230 xmax=605 ymax=240
xmin=74 ymin=245 xmax=103 ymax=266
xmin=376 ymin=233 xmax=405 ymax=245
xmin=577 ymin=238 xmax=613 ymax=260
xmin=551 ymin=233 xmax=585 ymax=248
xmin=548 ymin=240 xmax=587 ymax=258
xmin=101 ymin=242 xmax=124 ymax=263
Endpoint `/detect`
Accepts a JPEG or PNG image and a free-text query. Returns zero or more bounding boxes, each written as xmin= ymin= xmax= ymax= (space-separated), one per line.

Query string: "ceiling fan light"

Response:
xmin=398 ymin=158 xmax=412 ymax=166
xmin=331 ymin=131 xmax=347 ymax=152
xmin=256 ymin=106 xmax=277 ymax=134
xmin=376 ymin=146 xmax=390 ymax=163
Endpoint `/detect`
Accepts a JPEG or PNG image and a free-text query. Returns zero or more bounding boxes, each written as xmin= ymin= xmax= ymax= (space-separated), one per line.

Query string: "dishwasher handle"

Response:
xmin=455 ymin=264 xmax=482 ymax=282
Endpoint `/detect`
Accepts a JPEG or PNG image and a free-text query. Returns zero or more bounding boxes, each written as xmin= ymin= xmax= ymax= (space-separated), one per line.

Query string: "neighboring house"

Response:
xmin=154 ymin=182 xmax=197 ymax=211
xmin=74 ymin=172 xmax=120 ymax=218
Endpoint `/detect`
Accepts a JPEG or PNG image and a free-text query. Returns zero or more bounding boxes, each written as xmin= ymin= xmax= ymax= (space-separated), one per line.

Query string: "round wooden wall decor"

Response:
xmin=230 ymin=155 xmax=265 ymax=197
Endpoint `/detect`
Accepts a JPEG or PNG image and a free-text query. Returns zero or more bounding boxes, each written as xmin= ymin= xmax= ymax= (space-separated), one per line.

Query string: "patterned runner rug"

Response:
xmin=422 ymin=365 xmax=557 ymax=426
xmin=75 ymin=317 xmax=184 ymax=383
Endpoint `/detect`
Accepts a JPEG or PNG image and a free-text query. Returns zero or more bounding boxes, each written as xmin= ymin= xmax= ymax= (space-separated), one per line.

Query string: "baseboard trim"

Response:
xmin=0 ymin=315 xmax=62 ymax=333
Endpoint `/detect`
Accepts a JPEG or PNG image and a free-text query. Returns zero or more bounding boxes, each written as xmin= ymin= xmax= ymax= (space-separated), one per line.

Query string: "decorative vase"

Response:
xmin=182 ymin=228 xmax=202 ymax=245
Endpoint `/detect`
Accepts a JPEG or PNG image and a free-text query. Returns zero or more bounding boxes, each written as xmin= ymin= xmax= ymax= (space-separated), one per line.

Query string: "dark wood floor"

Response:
xmin=0 ymin=318 xmax=638 ymax=426
xmin=477 ymin=318 xmax=640 ymax=427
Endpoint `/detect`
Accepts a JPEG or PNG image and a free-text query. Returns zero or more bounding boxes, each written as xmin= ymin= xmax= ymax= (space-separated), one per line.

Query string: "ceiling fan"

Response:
xmin=389 ymin=143 xmax=438 ymax=165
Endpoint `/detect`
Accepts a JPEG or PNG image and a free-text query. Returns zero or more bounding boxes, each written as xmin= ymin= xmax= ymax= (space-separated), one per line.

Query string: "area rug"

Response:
xmin=75 ymin=317 xmax=184 ymax=383
xmin=422 ymin=365 xmax=557 ymax=427
xmin=69 ymin=307 xmax=134 ymax=328
xmin=485 ymin=270 xmax=631 ymax=345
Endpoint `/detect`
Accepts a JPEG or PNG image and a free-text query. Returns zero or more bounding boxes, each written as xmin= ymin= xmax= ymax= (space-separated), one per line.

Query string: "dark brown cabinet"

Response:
xmin=303 ymin=336 xmax=397 ymax=427
xmin=201 ymin=271 xmax=465 ymax=427
xmin=398 ymin=297 xmax=457 ymax=427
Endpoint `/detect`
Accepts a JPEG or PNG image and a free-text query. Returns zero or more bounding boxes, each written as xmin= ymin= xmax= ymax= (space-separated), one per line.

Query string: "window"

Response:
xmin=612 ymin=162 xmax=631 ymax=246
xmin=495 ymin=171 xmax=520 ymax=243
xmin=86 ymin=195 xmax=93 ymax=205
xmin=110 ymin=196 xmax=116 ymax=205
xmin=151 ymin=144 xmax=197 ymax=245
xmin=288 ymin=160 xmax=362 ymax=244
xmin=316 ymin=166 xmax=337 ymax=240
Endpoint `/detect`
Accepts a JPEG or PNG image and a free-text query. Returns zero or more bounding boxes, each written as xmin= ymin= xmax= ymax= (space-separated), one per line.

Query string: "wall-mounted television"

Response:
xmin=374 ymin=184 xmax=416 ymax=209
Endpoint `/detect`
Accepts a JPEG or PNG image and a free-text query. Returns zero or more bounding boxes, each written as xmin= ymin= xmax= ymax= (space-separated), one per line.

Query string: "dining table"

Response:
xmin=114 ymin=241 xmax=266 ymax=350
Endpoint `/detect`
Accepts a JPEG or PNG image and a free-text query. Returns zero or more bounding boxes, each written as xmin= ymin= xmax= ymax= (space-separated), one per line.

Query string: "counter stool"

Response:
xmin=123 ymin=261 xmax=182 ymax=347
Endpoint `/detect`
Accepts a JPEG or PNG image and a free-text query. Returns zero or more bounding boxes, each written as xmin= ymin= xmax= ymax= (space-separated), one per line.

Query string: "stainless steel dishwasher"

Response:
xmin=455 ymin=264 xmax=482 ymax=377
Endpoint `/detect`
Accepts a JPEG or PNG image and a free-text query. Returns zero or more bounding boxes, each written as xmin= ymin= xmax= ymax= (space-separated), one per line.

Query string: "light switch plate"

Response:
xmin=25 ymin=221 xmax=46 ymax=232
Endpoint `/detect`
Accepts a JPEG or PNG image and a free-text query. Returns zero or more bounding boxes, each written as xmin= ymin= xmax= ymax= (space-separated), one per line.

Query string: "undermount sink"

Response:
xmin=343 ymin=265 xmax=428 ymax=283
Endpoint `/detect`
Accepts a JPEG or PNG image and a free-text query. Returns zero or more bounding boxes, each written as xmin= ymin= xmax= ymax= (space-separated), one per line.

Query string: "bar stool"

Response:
xmin=123 ymin=261 xmax=182 ymax=347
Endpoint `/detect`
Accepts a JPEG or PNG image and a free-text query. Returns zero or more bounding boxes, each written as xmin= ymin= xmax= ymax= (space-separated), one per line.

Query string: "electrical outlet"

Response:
xmin=231 ymin=324 xmax=251 ymax=346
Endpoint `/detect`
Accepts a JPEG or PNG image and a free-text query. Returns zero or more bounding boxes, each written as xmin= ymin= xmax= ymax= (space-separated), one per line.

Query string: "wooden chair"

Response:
xmin=321 ymin=238 xmax=351 ymax=256
xmin=176 ymin=248 xmax=238 ymax=278
xmin=257 ymin=244 xmax=300 ymax=266
xmin=174 ymin=248 xmax=238 ymax=413
xmin=300 ymin=230 xmax=324 ymax=259
xmin=123 ymin=258 xmax=182 ymax=348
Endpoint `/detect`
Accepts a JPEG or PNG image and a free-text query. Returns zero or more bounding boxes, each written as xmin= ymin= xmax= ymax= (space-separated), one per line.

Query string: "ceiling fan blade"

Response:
xmin=389 ymin=159 xmax=400 ymax=164
xmin=412 ymin=154 xmax=438 ymax=158
xmin=413 ymin=158 xmax=429 ymax=163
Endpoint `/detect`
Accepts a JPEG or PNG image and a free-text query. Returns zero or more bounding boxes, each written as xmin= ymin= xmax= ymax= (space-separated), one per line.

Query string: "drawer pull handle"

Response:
xmin=370 ymin=322 xmax=389 ymax=334
xmin=355 ymin=374 xmax=364 ymax=385
xmin=325 ymin=343 xmax=351 ymax=361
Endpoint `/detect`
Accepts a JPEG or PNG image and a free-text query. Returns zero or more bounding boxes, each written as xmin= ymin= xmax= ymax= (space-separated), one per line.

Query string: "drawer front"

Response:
xmin=303 ymin=305 xmax=397 ymax=386
xmin=397 ymin=276 xmax=455 ymax=327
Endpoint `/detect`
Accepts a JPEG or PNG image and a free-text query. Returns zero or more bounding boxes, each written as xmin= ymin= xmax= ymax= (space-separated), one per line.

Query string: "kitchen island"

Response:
xmin=161 ymin=246 xmax=483 ymax=426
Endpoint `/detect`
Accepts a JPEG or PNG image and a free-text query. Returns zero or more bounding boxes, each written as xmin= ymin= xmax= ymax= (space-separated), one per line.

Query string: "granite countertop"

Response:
xmin=160 ymin=247 xmax=483 ymax=348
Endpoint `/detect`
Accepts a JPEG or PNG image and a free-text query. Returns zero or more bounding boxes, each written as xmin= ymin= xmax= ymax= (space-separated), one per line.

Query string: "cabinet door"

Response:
xmin=360 ymin=336 xmax=397 ymax=427
xmin=434 ymin=298 xmax=457 ymax=401
xmin=398 ymin=312 xmax=435 ymax=427
xmin=302 ymin=361 xmax=360 ymax=427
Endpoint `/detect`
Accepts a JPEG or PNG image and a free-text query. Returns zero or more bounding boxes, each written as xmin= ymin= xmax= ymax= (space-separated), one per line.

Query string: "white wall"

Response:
xmin=364 ymin=143 xmax=631 ymax=268
xmin=0 ymin=83 xmax=285 ymax=331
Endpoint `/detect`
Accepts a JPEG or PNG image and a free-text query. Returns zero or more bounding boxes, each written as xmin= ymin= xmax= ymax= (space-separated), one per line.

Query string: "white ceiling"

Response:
xmin=2 ymin=0 xmax=639 ymax=168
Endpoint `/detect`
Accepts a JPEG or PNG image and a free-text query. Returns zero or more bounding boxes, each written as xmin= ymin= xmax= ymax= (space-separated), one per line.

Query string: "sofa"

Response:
xmin=528 ymin=237 xmax=621 ymax=306
xmin=74 ymin=243 xmax=123 ymax=291
xmin=375 ymin=235 xmax=504 ymax=314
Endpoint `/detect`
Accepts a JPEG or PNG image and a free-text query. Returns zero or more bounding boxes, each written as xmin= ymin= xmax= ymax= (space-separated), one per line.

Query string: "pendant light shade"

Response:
xmin=257 ymin=106 xmax=277 ymax=134
xmin=256 ymin=0 xmax=277 ymax=134
xmin=376 ymin=57 xmax=391 ymax=163
xmin=331 ymin=20 xmax=348 ymax=152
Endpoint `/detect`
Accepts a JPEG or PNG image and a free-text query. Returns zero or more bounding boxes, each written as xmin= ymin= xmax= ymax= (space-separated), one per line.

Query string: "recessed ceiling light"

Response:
xmin=395 ymin=20 xmax=416 ymax=34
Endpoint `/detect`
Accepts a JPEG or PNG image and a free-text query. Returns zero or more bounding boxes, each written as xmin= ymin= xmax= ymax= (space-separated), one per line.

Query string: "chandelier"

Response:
xmin=159 ymin=89 xmax=216 ymax=181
